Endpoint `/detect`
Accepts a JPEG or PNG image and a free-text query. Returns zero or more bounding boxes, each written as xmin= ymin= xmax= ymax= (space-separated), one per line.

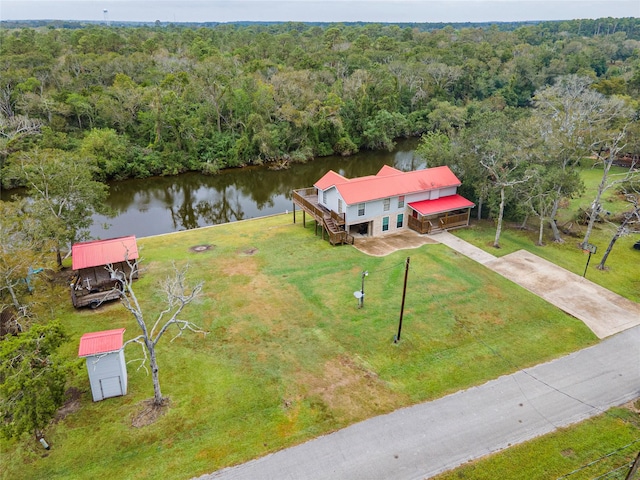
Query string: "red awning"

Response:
xmin=72 ymin=236 xmax=138 ymax=270
xmin=78 ymin=328 xmax=126 ymax=357
xmin=408 ymin=195 xmax=475 ymax=216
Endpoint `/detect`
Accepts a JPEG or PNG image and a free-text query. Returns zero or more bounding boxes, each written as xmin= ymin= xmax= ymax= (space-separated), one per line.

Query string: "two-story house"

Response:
xmin=293 ymin=165 xmax=474 ymax=244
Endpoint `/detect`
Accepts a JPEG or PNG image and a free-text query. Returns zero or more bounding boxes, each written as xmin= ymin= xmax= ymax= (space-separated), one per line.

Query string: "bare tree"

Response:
xmin=112 ymin=261 xmax=206 ymax=407
xmin=597 ymin=187 xmax=640 ymax=270
xmin=581 ymin=127 xmax=638 ymax=247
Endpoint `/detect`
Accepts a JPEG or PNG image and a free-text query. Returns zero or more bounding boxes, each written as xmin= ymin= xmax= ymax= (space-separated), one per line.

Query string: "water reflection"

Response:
xmin=3 ymin=138 xmax=423 ymax=239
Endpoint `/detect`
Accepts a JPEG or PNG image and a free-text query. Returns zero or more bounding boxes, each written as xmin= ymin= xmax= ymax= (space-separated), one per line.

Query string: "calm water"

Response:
xmin=2 ymin=139 xmax=423 ymax=239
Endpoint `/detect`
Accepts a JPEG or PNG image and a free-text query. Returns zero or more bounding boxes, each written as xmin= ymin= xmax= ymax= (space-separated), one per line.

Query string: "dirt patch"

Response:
xmin=300 ymin=355 xmax=403 ymax=421
xmin=54 ymin=387 xmax=82 ymax=423
xmin=189 ymin=244 xmax=214 ymax=253
xmin=131 ymin=398 xmax=170 ymax=428
xmin=239 ymin=247 xmax=259 ymax=256
xmin=220 ymin=256 xmax=259 ymax=277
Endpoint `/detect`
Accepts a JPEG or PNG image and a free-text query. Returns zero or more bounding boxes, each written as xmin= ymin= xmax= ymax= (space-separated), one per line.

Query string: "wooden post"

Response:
xmin=303 ymin=210 xmax=306 ymax=228
xmin=293 ymin=203 xmax=296 ymax=223
xmin=625 ymin=451 xmax=640 ymax=480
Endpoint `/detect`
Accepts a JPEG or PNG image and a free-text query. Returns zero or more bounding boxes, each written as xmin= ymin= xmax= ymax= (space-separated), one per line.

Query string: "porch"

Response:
xmin=408 ymin=211 xmax=471 ymax=234
xmin=407 ymin=194 xmax=475 ymax=235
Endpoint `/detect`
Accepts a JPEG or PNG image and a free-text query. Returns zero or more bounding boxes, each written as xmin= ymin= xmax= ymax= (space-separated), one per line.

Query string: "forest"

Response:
xmin=0 ymin=17 xmax=639 ymax=181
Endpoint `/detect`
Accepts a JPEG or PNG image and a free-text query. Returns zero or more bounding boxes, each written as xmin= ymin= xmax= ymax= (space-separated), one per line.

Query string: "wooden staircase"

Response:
xmin=323 ymin=214 xmax=354 ymax=245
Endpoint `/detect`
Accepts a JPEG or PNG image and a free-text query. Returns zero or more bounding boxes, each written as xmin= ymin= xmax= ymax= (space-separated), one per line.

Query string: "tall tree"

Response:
xmin=115 ymin=261 xmax=206 ymax=407
xmin=532 ymin=75 xmax=629 ymax=242
xmin=0 ymin=321 xmax=69 ymax=441
xmin=3 ymin=149 xmax=110 ymax=266
xmin=463 ymin=112 xmax=535 ymax=247
xmin=0 ymin=200 xmax=53 ymax=327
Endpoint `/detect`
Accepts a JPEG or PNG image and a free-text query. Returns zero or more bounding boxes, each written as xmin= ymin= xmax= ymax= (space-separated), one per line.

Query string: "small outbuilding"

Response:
xmin=78 ymin=328 xmax=128 ymax=402
xmin=70 ymin=235 xmax=139 ymax=309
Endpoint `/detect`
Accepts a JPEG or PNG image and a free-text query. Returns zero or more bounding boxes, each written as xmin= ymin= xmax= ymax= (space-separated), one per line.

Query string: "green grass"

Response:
xmin=433 ymin=407 xmax=640 ymax=480
xmin=1 ymin=214 xmax=598 ymax=480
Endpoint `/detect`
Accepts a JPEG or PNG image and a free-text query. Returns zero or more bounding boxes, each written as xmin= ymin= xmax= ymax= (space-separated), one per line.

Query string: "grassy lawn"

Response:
xmin=1 ymin=213 xmax=597 ymax=480
xmin=433 ymin=405 xmax=640 ymax=480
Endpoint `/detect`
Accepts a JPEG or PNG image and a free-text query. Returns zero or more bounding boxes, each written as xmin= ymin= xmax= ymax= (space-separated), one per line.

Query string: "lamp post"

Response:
xmin=354 ymin=270 xmax=368 ymax=308
xmin=359 ymin=270 xmax=368 ymax=308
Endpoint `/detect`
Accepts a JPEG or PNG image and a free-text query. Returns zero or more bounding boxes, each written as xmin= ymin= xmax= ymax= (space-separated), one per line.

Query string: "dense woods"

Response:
xmin=1 ymin=18 xmax=639 ymax=182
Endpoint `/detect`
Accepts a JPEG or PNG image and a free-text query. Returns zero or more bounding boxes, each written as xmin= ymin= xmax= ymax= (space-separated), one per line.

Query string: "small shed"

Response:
xmin=78 ymin=328 xmax=128 ymax=402
xmin=70 ymin=236 xmax=139 ymax=309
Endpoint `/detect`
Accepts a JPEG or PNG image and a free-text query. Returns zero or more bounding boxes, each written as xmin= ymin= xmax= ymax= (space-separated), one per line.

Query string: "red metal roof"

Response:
xmin=315 ymin=166 xmax=462 ymax=205
xmin=315 ymin=170 xmax=348 ymax=190
xmin=78 ymin=328 xmax=126 ymax=357
xmin=408 ymin=194 xmax=475 ymax=216
xmin=72 ymin=236 xmax=139 ymax=270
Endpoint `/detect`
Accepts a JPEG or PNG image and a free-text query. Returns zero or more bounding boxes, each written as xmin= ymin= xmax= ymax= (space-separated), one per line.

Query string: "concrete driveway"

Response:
xmin=485 ymin=250 xmax=640 ymax=338
xmin=431 ymin=231 xmax=640 ymax=338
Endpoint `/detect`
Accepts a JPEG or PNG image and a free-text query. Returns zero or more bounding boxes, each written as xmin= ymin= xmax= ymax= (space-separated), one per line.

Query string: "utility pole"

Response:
xmin=394 ymin=257 xmax=410 ymax=343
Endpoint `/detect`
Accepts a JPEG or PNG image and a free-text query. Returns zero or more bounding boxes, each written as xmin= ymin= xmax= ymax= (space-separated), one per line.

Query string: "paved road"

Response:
xmin=198 ymin=326 xmax=640 ymax=480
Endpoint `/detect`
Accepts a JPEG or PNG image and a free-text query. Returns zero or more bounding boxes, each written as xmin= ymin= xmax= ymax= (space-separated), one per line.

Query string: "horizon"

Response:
xmin=1 ymin=1 xmax=638 ymax=24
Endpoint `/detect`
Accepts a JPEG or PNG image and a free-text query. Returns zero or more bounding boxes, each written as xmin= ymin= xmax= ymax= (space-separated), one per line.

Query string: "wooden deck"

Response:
xmin=292 ymin=189 xmax=354 ymax=245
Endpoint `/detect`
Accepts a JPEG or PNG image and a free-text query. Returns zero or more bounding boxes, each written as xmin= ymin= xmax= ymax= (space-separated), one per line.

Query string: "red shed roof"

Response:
xmin=72 ymin=236 xmax=138 ymax=270
xmin=408 ymin=194 xmax=475 ymax=216
xmin=78 ymin=328 xmax=126 ymax=357
xmin=315 ymin=166 xmax=461 ymax=205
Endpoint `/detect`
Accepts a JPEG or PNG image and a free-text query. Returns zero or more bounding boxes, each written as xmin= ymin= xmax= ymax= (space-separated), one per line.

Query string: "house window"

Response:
xmin=358 ymin=203 xmax=365 ymax=216
xmin=322 ymin=190 xmax=327 ymax=204
xmin=398 ymin=195 xmax=405 ymax=208
xmin=382 ymin=216 xmax=389 ymax=231
xmin=338 ymin=199 xmax=343 ymax=214
xmin=397 ymin=213 xmax=404 ymax=228
xmin=383 ymin=198 xmax=390 ymax=211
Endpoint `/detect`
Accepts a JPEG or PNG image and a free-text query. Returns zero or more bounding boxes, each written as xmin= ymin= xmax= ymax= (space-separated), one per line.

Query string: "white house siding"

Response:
xmin=345 ymin=190 xmax=448 ymax=228
xmin=319 ymin=187 xmax=341 ymax=212
xmin=85 ymin=349 xmax=127 ymax=401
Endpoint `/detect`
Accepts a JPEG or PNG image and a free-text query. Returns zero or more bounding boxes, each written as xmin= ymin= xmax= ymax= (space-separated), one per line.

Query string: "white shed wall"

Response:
xmin=85 ymin=349 xmax=127 ymax=401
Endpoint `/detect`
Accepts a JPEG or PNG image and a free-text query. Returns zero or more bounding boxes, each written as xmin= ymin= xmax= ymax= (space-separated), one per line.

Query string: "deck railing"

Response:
xmin=293 ymin=189 xmax=324 ymax=222
xmin=440 ymin=213 xmax=469 ymax=229
xmin=408 ymin=216 xmax=433 ymax=234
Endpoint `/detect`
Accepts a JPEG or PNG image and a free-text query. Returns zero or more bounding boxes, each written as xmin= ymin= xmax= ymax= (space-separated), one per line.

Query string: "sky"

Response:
xmin=1 ymin=0 xmax=638 ymax=24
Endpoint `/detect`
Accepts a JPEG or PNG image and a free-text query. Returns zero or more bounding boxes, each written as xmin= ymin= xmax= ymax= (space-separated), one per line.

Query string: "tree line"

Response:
xmin=1 ymin=18 xmax=639 ymax=182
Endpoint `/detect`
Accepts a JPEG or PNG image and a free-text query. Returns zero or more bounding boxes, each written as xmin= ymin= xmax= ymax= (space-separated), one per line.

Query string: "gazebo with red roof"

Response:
xmin=78 ymin=328 xmax=128 ymax=401
xmin=70 ymin=236 xmax=139 ymax=309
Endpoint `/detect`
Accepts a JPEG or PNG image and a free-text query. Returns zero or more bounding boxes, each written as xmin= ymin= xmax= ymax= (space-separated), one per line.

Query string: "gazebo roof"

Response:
xmin=72 ymin=236 xmax=138 ymax=270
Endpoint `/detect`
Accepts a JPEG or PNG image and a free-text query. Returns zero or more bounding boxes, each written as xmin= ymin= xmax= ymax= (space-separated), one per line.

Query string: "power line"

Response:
xmin=556 ymin=441 xmax=640 ymax=479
